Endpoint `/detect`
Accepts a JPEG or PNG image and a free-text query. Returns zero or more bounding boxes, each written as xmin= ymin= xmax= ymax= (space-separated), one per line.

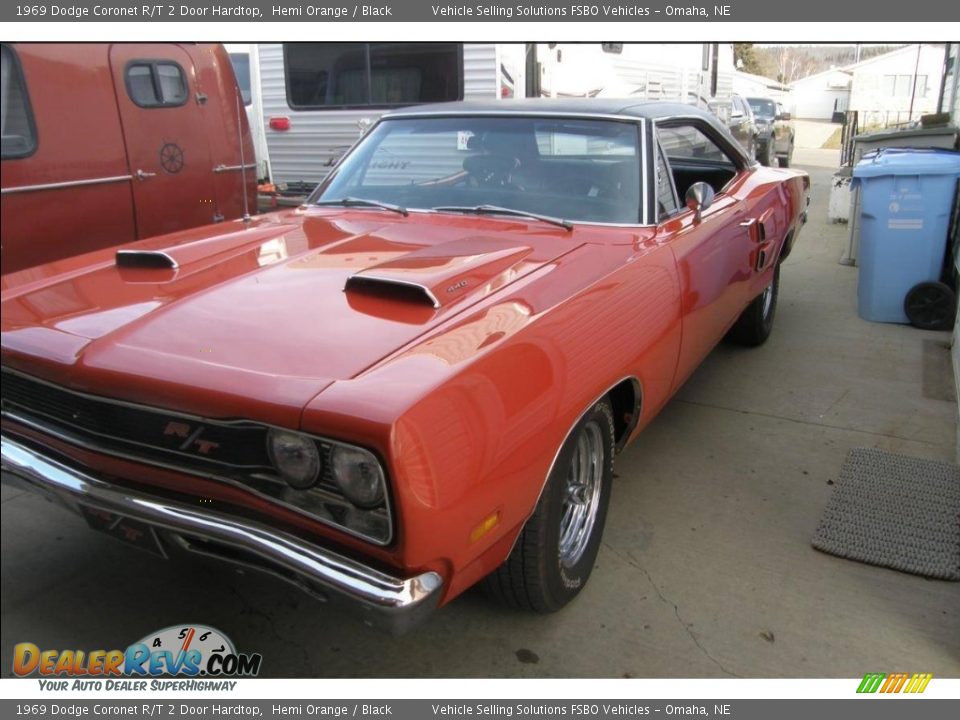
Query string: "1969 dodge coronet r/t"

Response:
xmin=0 ymin=100 xmax=808 ymax=632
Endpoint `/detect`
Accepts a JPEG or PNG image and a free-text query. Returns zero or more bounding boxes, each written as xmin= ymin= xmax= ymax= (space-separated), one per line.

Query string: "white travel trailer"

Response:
xmin=534 ymin=43 xmax=734 ymax=115
xmin=256 ymin=43 xmax=734 ymax=196
xmin=257 ymin=43 xmax=525 ymax=194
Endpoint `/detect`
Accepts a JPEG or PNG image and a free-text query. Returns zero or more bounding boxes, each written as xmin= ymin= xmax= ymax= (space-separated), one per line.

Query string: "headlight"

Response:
xmin=330 ymin=445 xmax=386 ymax=508
xmin=267 ymin=429 xmax=321 ymax=489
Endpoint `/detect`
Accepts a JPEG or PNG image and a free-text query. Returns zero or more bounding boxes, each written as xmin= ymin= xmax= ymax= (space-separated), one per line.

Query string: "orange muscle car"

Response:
xmin=0 ymin=100 xmax=809 ymax=632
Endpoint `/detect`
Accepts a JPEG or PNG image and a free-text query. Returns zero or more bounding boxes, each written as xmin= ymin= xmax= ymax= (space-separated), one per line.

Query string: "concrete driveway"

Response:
xmin=2 ymin=161 xmax=958 ymax=678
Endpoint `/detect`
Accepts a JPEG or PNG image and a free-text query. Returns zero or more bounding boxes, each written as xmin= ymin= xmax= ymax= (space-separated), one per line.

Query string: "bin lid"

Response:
xmin=853 ymin=147 xmax=960 ymax=178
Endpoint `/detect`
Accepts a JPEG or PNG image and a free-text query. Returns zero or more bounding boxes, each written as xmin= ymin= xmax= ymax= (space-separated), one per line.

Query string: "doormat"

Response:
xmin=812 ymin=448 xmax=960 ymax=581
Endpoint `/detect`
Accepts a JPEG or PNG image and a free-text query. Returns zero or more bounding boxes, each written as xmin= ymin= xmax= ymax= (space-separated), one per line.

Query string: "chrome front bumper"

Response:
xmin=0 ymin=435 xmax=443 ymax=634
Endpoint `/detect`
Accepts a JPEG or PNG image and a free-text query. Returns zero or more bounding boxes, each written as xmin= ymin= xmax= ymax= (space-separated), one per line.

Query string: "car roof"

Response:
xmin=382 ymin=98 xmax=720 ymax=122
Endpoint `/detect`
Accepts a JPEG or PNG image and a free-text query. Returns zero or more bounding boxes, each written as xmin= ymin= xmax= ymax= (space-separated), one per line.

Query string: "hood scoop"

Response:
xmin=345 ymin=275 xmax=441 ymax=308
xmin=344 ymin=238 xmax=533 ymax=310
xmin=114 ymin=224 xmax=299 ymax=279
xmin=116 ymin=249 xmax=178 ymax=270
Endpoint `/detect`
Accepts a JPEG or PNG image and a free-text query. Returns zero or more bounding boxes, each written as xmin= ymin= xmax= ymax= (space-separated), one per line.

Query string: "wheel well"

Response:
xmin=607 ymin=378 xmax=641 ymax=452
xmin=778 ymin=228 xmax=796 ymax=263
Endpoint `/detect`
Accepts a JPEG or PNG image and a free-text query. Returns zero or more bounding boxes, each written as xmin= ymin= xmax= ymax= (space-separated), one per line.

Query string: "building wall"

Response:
xmin=790 ymin=69 xmax=851 ymax=120
xmin=848 ymin=45 xmax=944 ymax=126
xmin=943 ymin=43 xmax=959 ymax=125
xmin=792 ymin=84 xmax=849 ymax=119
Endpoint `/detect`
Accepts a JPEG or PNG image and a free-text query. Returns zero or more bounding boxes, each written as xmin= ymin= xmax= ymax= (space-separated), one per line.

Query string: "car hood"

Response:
xmin=0 ymin=210 xmax=585 ymax=423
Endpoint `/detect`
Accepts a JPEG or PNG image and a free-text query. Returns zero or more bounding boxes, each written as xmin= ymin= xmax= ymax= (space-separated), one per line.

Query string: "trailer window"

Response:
xmin=284 ymin=43 xmax=462 ymax=109
xmin=125 ymin=61 xmax=188 ymax=108
xmin=1 ymin=45 xmax=37 ymax=159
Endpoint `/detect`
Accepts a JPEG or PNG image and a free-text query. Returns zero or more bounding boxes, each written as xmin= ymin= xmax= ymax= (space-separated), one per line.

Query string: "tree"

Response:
xmin=733 ymin=43 xmax=765 ymax=76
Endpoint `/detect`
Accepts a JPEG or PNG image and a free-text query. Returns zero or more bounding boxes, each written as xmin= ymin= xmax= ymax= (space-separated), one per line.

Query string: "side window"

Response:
xmin=655 ymin=143 xmax=679 ymax=220
xmin=1 ymin=45 xmax=37 ymax=158
xmin=657 ymin=123 xmax=738 ymax=201
xmin=228 ymin=52 xmax=252 ymax=106
xmin=657 ymin=125 xmax=734 ymax=165
xmin=125 ymin=61 xmax=188 ymax=108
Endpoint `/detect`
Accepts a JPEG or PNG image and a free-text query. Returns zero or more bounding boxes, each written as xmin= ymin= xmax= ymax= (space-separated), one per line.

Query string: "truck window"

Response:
xmin=1 ymin=45 xmax=37 ymax=158
xmin=284 ymin=43 xmax=462 ymax=109
xmin=125 ymin=61 xmax=188 ymax=108
xmin=229 ymin=52 xmax=252 ymax=105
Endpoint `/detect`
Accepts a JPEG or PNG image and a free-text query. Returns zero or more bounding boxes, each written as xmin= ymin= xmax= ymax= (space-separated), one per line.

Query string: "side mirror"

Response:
xmin=685 ymin=182 xmax=716 ymax=222
xmin=778 ymin=112 xmax=791 ymax=121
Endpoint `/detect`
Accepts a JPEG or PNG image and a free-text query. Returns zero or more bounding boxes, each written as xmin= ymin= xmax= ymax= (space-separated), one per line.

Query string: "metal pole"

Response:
xmin=908 ymin=43 xmax=921 ymax=122
xmin=236 ymin=87 xmax=251 ymax=223
xmin=949 ymin=44 xmax=960 ymax=121
xmin=937 ymin=43 xmax=950 ymax=113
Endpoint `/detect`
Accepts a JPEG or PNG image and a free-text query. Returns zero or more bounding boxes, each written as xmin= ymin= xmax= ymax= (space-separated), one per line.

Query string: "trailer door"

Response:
xmin=109 ymin=44 xmax=217 ymax=239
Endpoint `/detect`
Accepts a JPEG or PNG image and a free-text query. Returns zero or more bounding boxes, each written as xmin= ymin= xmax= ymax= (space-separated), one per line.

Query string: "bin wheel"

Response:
xmin=904 ymin=281 xmax=956 ymax=331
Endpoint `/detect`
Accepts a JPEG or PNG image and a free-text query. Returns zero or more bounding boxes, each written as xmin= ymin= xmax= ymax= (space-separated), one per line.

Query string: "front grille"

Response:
xmin=2 ymin=368 xmax=274 ymax=473
xmin=0 ymin=367 xmax=392 ymax=544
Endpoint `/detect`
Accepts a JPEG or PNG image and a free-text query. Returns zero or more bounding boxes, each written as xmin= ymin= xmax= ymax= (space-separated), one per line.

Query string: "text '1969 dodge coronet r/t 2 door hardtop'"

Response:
xmin=0 ymin=100 xmax=808 ymax=633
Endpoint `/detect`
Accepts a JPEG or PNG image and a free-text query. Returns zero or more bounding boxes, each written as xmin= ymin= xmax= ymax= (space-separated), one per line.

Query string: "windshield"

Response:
xmin=314 ymin=116 xmax=643 ymax=224
xmin=747 ymin=98 xmax=776 ymax=118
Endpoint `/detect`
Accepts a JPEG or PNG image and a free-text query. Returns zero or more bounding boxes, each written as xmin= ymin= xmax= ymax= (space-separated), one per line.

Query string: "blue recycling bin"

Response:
xmin=853 ymin=148 xmax=960 ymax=323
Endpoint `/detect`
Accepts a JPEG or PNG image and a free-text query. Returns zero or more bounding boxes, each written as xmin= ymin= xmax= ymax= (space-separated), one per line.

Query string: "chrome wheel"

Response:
xmin=558 ymin=420 xmax=604 ymax=568
xmin=483 ymin=398 xmax=614 ymax=611
xmin=761 ymin=282 xmax=774 ymax=319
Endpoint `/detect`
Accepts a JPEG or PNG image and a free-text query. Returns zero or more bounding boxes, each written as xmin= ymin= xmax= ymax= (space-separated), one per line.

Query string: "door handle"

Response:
xmin=136 ymin=169 xmax=157 ymax=181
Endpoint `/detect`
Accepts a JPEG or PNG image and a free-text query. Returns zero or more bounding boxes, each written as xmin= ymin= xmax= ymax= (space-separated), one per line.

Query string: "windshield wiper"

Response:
xmin=314 ymin=197 xmax=408 ymax=216
xmin=432 ymin=205 xmax=573 ymax=231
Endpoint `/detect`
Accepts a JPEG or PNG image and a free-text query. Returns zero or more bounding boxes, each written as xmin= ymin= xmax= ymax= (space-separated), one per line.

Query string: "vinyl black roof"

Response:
xmin=383 ymin=98 xmax=719 ymax=122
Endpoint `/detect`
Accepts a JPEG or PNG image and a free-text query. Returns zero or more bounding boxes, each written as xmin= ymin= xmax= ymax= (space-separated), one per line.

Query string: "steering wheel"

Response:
xmin=463 ymin=154 xmax=523 ymax=189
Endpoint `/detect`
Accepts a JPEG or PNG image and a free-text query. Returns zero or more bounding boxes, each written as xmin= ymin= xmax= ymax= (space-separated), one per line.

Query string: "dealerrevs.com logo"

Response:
xmin=13 ymin=624 xmax=262 ymax=688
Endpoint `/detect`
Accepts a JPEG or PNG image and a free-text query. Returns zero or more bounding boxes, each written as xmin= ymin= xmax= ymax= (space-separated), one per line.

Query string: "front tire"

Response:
xmin=729 ymin=265 xmax=780 ymax=346
xmin=483 ymin=399 xmax=615 ymax=612
xmin=758 ymin=140 xmax=774 ymax=166
xmin=778 ymin=139 xmax=794 ymax=168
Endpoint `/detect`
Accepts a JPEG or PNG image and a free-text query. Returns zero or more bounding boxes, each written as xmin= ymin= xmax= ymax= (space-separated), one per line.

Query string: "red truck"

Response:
xmin=1 ymin=43 xmax=256 ymax=274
